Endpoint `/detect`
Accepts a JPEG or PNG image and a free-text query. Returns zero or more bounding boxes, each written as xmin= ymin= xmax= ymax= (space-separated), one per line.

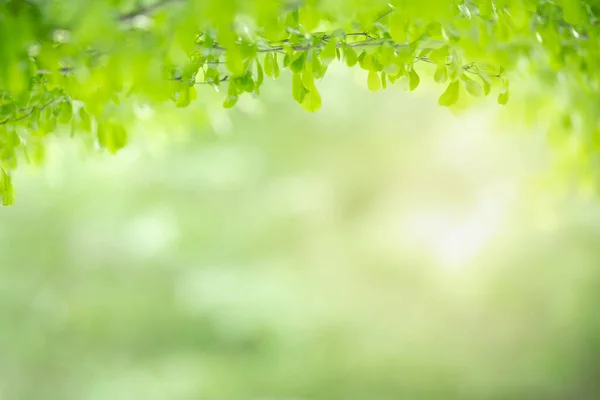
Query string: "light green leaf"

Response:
xmin=434 ymin=64 xmax=447 ymax=83
xmin=359 ymin=52 xmax=373 ymax=71
xmin=448 ymin=51 xmax=462 ymax=81
xmin=301 ymin=88 xmax=322 ymax=112
xmin=0 ymin=168 xmax=14 ymax=206
xmin=429 ymin=46 xmax=449 ymax=65
xmin=292 ymin=73 xmax=307 ymax=104
xmin=461 ymin=73 xmax=483 ymax=97
xmin=58 ymin=100 xmax=73 ymax=124
xmin=344 ymin=47 xmax=358 ymax=67
xmin=255 ymin=59 xmax=264 ymax=86
xmin=312 ymin=55 xmax=326 ymax=78
xmin=97 ymin=121 xmax=127 ymax=154
xmin=223 ymin=95 xmax=238 ymax=108
xmin=498 ymin=79 xmax=510 ymax=105
xmin=175 ymin=86 xmax=192 ymax=108
xmin=562 ymin=0 xmax=583 ymax=25
xmin=226 ymin=49 xmax=245 ymax=76
xmin=367 ymin=70 xmax=381 ymax=92
xmin=264 ymin=53 xmax=275 ymax=77
xmin=80 ymin=108 xmax=92 ymax=132
xmin=498 ymin=90 xmax=509 ymax=105
xmin=479 ymin=73 xmax=492 ymax=96
xmin=320 ymin=39 xmax=337 ymax=64
xmin=302 ymin=68 xmax=316 ymax=91
xmin=408 ymin=68 xmax=420 ymax=91
xmin=438 ymin=80 xmax=460 ymax=106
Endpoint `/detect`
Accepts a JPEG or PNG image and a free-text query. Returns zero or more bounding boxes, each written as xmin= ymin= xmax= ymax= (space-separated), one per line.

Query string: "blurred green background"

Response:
xmin=2 ymin=66 xmax=600 ymax=399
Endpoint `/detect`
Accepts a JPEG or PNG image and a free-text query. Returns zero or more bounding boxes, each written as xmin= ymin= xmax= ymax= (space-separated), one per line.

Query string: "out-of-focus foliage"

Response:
xmin=9 ymin=73 xmax=600 ymax=400
xmin=3 ymin=82 xmax=600 ymax=399
xmin=0 ymin=0 xmax=599 ymax=203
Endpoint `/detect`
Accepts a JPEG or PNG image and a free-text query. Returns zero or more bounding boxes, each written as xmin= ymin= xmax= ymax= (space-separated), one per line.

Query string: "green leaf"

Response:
xmin=226 ymin=49 xmax=245 ymax=76
xmin=438 ymin=80 xmax=460 ymax=106
xmin=283 ymin=53 xmax=292 ymax=68
xmin=292 ymin=73 xmax=307 ymax=104
xmin=255 ymin=59 xmax=264 ymax=86
xmin=58 ymin=100 xmax=73 ymax=124
xmin=223 ymin=95 xmax=238 ymax=108
xmin=175 ymin=86 xmax=195 ymax=108
xmin=429 ymin=46 xmax=449 ymax=65
xmin=80 ymin=108 xmax=92 ymax=132
xmin=408 ymin=68 xmax=420 ymax=91
xmin=498 ymin=90 xmax=509 ymax=105
xmin=13 ymin=91 xmax=30 ymax=109
xmin=479 ymin=73 xmax=492 ymax=96
xmin=29 ymin=106 xmax=40 ymax=131
xmin=448 ymin=51 xmax=462 ymax=81
xmin=312 ymin=55 xmax=326 ymax=79
xmin=205 ymin=66 xmax=220 ymax=84
xmin=290 ymin=52 xmax=307 ymax=74
xmin=302 ymin=68 xmax=316 ymax=91
xmin=344 ymin=47 xmax=358 ymax=67
xmin=434 ymin=64 xmax=447 ymax=83
xmin=0 ymin=168 xmax=14 ymax=206
xmin=97 ymin=121 xmax=127 ymax=154
xmin=40 ymin=106 xmax=56 ymax=134
xmin=264 ymin=53 xmax=280 ymax=78
xmin=301 ymin=88 xmax=322 ymax=112
xmin=562 ymin=0 xmax=583 ymax=25
xmin=461 ymin=73 xmax=483 ymax=97
xmin=381 ymin=72 xmax=387 ymax=89
xmin=359 ymin=53 xmax=373 ymax=71
xmin=264 ymin=53 xmax=275 ymax=77
xmin=383 ymin=63 xmax=400 ymax=75
xmin=498 ymin=79 xmax=510 ymax=105
xmin=367 ymin=70 xmax=381 ymax=92
xmin=320 ymin=39 xmax=337 ymax=65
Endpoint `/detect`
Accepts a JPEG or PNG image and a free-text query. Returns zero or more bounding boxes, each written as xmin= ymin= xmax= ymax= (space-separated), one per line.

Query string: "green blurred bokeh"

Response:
xmin=1 ymin=66 xmax=600 ymax=399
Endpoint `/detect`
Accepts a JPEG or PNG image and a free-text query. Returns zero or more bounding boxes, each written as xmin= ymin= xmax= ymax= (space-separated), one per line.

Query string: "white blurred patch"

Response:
xmin=122 ymin=207 xmax=180 ymax=260
xmin=133 ymin=103 xmax=155 ymax=120
xmin=404 ymin=184 xmax=514 ymax=268
xmin=207 ymin=107 xmax=232 ymax=135
xmin=132 ymin=15 xmax=153 ymax=30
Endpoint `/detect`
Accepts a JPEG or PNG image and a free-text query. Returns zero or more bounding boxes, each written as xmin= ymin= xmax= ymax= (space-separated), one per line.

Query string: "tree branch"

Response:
xmin=206 ymin=37 xmax=408 ymax=54
xmin=119 ymin=0 xmax=183 ymax=21
xmin=374 ymin=7 xmax=395 ymax=24
xmin=0 ymin=98 xmax=60 ymax=126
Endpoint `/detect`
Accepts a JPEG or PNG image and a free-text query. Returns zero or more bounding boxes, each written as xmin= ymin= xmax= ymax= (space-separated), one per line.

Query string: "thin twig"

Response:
xmin=0 ymin=98 xmax=60 ymax=126
xmin=119 ymin=0 xmax=183 ymax=21
xmin=208 ymin=37 xmax=407 ymax=54
xmin=374 ymin=7 xmax=395 ymax=24
xmin=37 ymin=67 xmax=73 ymax=75
xmin=195 ymin=76 xmax=230 ymax=85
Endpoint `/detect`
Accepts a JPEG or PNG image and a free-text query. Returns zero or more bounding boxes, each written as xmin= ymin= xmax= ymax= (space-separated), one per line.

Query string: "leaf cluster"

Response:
xmin=0 ymin=0 xmax=598 ymax=204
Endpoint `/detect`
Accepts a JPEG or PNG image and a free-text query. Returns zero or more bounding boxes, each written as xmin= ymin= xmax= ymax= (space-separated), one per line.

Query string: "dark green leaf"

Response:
xmin=289 ymin=52 xmax=307 ymax=73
